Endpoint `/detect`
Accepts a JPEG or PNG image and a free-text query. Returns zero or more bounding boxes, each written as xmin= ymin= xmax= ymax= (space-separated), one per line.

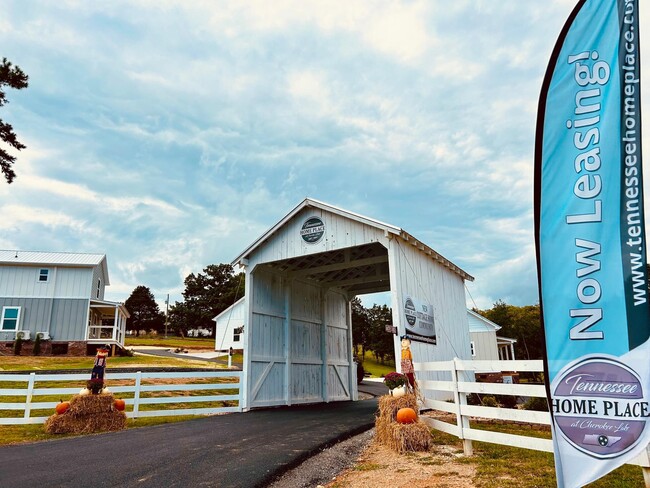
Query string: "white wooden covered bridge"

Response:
xmin=232 ymin=199 xmax=474 ymax=410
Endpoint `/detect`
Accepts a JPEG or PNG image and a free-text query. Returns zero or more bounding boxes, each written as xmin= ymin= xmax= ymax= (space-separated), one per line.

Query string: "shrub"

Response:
xmin=496 ymin=394 xmax=518 ymax=409
xmin=480 ymin=395 xmax=498 ymax=408
xmin=118 ymin=347 xmax=134 ymax=357
xmin=523 ymin=396 xmax=549 ymax=411
xmin=466 ymin=393 xmax=481 ymax=405
xmin=33 ymin=333 xmax=42 ymax=356
xmin=13 ymin=333 xmax=23 ymax=355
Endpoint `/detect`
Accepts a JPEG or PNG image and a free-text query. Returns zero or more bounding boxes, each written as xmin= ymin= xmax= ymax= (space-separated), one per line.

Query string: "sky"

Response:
xmin=1 ymin=0 xmax=645 ymax=311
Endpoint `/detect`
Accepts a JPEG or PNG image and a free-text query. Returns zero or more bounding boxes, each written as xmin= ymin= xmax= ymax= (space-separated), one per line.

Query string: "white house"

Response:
xmin=467 ymin=309 xmax=516 ymax=361
xmin=213 ymin=297 xmax=245 ymax=351
xmin=0 ymin=250 xmax=129 ymax=355
xmin=231 ymin=198 xmax=474 ymax=410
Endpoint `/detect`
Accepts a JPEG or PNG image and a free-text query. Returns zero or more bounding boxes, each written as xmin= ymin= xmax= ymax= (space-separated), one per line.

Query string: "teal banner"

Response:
xmin=535 ymin=0 xmax=650 ymax=485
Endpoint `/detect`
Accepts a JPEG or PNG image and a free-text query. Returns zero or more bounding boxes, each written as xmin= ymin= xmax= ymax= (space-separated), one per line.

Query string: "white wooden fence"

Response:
xmin=414 ymin=358 xmax=650 ymax=473
xmin=0 ymin=370 xmax=243 ymax=425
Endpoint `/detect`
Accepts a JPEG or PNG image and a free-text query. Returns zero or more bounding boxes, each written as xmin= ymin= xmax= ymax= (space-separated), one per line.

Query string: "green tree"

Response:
xmin=179 ymin=264 xmax=244 ymax=337
xmin=480 ymin=301 xmax=543 ymax=360
xmin=367 ymin=304 xmax=394 ymax=364
xmin=351 ymin=297 xmax=371 ymax=358
xmin=0 ymin=58 xmax=29 ymax=183
xmin=124 ymin=286 xmax=165 ymax=336
xmin=167 ymin=301 xmax=198 ymax=338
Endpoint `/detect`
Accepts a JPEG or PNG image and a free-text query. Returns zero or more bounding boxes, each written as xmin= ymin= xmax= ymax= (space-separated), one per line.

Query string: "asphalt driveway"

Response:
xmin=0 ymin=398 xmax=378 ymax=488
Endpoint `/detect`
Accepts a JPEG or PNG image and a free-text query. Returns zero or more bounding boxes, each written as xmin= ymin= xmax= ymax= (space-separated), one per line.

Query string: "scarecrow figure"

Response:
xmin=88 ymin=346 xmax=109 ymax=394
xmin=400 ymin=336 xmax=416 ymax=389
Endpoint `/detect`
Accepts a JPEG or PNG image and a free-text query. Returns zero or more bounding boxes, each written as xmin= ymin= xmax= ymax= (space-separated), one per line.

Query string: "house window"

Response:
xmin=38 ymin=269 xmax=49 ymax=282
xmin=470 ymin=341 xmax=476 ymax=357
xmin=1 ymin=307 xmax=20 ymax=331
xmin=233 ymin=326 xmax=243 ymax=343
xmin=96 ymin=279 xmax=101 ymax=299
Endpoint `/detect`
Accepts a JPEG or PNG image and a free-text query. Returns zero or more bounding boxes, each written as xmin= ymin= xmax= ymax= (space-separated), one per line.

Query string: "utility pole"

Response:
xmin=164 ymin=294 xmax=169 ymax=338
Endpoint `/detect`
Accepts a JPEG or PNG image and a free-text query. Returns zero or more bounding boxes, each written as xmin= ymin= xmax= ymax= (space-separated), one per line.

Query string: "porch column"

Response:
xmin=510 ymin=343 xmax=515 ymax=360
xmin=113 ymin=307 xmax=118 ymax=340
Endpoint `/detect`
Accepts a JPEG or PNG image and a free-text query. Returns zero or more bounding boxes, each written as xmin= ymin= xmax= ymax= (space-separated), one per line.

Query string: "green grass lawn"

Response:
xmin=0 ymin=415 xmax=214 ymax=446
xmin=357 ymin=349 xmax=395 ymax=378
xmin=0 ymin=336 xmax=244 ymax=446
xmin=430 ymin=426 xmax=645 ymax=487
xmin=125 ymin=335 xmax=216 ymax=349
xmin=0 ymin=353 xmax=229 ymax=371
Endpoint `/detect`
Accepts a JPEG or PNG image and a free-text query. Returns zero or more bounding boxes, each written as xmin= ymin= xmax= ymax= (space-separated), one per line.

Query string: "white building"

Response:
xmin=0 ymin=250 xmax=129 ymax=355
xmin=231 ymin=198 xmax=474 ymax=410
xmin=213 ymin=297 xmax=245 ymax=351
xmin=467 ymin=309 xmax=516 ymax=361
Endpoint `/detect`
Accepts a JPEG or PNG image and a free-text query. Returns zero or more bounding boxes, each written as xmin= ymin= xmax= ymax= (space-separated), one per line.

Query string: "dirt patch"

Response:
xmin=273 ymin=429 xmax=476 ymax=488
xmin=324 ymin=438 xmax=475 ymax=488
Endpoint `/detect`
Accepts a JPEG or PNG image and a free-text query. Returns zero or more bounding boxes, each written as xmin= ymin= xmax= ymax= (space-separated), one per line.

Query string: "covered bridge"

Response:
xmin=232 ymin=199 xmax=474 ymax=410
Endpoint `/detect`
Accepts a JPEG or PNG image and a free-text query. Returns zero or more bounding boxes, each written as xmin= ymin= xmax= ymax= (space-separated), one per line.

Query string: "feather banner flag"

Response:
xmin=534 ymin=0 xmax=650 ymax=486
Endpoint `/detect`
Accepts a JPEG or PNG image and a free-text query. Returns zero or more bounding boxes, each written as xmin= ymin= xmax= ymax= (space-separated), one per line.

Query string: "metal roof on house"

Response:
xmin=467 ymin=309 xmax=502 ymax=332
xmin=0 ymin=250 xmax=110 ymax=284
xmin=232 ymin=198 xmax=473 ymax=281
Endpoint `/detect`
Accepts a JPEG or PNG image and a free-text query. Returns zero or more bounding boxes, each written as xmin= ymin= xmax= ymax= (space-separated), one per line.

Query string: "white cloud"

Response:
xmin=0 ymin=0 xmax=600 ymax=311
xmin=0 ymin=204 xmax=87 ymax=231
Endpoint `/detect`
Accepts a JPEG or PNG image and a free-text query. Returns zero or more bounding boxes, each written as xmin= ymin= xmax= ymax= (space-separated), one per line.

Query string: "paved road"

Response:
xmin=358 ymin=379 xmax=388 ymax=397
xmin=0 ymin=399 xmax=378 ymax=488
xmin=132 ymin=347 xmax=244 ymax=369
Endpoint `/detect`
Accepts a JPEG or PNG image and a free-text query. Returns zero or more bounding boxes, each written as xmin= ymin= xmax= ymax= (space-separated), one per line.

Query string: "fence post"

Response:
xmin=452 ymin=357 xmax=473 ymax=456
xmin=642 ymin=445 xmax=650 ymax=488
xmin=132 ymin=371 xmax=142 ymax=419
xmin=23 ymin=373 xmax=36 ymax=422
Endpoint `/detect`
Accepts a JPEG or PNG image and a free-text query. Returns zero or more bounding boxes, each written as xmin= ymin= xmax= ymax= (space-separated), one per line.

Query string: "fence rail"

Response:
xmin=414 ymin=358 xmax=650 ymax=471
xmin=0 ymin=370 xmax=243 ymax=425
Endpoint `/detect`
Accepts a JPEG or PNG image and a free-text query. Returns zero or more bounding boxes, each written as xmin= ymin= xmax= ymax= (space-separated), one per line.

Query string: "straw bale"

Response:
xmin=377 ymin=393 xmax=418 ymax=421
xmin=44 ymin=393 xmax=126 ymax=434
xmin=385 ymin=422 xmax=432 ymax=454
xmin=67 ymin=394 xmax=116 ymax=416
xmin=375 ymin=392 xmax=431 ymax=453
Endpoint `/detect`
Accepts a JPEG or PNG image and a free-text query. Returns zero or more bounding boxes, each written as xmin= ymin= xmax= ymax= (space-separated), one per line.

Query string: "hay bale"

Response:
xmin=375 ymin=392 xmax=431 ymax=452
xmin=45 ymin=394 xmax=126 ymax=434
xmin=377 ymin=393 xmax=418 ymax=421
xmin=383 ymin=421 xmax=432 ymax=453
xmin=67 ymin=394 xmax=115 ymax=416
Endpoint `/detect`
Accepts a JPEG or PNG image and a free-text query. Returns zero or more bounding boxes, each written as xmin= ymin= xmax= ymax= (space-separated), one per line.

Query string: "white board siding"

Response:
xmin=470 ymin=330 xmax=499 ymax=361
xmin=388 ymin=236 xmax=472 ymax=400
xmin=248 ymin=268 xmax=287 ymax=407
xmin=289 ymin=280 xmax=324 ymax=404
xmin=325 ymin=290 xmax=351 ymax=401
xmin=50 ymin=299 xmax=89 ymax=340
xmin=214 ymin=298 xmax=246 ymax=350
xmin=248 ymin=207 xmax=388 ymax=268
xmin=0 ymin=266 xmax=93 ymax=299
xmin=91 ymin=264 xmax=106 ymax=299
xmin=245 ymin=267 xmax=353 ymax=408
xmin=0 ymin=298 xmax=50 ymax=341
xmin=0 ymin=298 xmax=88 ymax=342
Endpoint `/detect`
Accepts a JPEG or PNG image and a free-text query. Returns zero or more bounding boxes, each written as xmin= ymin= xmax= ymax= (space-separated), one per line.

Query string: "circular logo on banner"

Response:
xmin=300 ymin=217 xmax=325 ymax=244
xmin=404 ymin=298 xmax=417 ymax=326
xmin=552 ymin=357 xmax=648 ymax=459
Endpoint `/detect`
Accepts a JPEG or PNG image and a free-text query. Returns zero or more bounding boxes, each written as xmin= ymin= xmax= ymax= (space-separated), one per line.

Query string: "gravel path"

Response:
xmin=269 ymin=429 xmax=375 ymax=488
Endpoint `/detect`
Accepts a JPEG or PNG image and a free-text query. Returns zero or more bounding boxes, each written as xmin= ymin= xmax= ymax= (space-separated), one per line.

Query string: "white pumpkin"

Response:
xmin=101 ymin=387 xmax=111 ymax=394
xmin=79 ymin=388 xmax=90 ymax=396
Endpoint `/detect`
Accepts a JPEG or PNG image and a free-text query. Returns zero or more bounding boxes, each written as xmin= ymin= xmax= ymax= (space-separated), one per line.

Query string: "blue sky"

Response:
xmin=1 ymin=0 xmax=637 ymax=310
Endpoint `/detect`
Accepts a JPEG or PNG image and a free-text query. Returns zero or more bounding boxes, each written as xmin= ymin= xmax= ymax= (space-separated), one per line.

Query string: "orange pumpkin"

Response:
xmin=396 ymin=407 xmax=417 ymax=424
xmin=114 ymin=399 xmax=126 ymax=411
xmin=55 ymin=401 xmax=70 ymax=415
